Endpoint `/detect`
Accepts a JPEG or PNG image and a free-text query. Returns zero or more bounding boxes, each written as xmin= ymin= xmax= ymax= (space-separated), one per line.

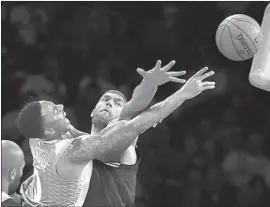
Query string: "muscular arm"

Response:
xmin=128 ymin=88 xmax=189 ymax=134
xmin=119 ymin=60 xmax=180 ymax=121
xmin=127 ymin=67 xmax=215 ymax=133
xmin=63 ymin=121 xmax=138 ymax=163
xmin=64 ymin=68 xmax=214 ymax=163
xmin=119 ymin=78 xmax=157 ymax=120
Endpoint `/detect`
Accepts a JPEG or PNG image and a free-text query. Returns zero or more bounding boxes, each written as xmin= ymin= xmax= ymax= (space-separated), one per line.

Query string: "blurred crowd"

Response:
xmin=2 ymin=2 xmax=270 ymax=207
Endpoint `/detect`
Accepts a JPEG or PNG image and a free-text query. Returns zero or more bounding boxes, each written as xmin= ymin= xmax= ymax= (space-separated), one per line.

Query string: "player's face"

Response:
xmin=91 ymin=92 xmax=125 ymax=127
xmin=9 ymin=160 xmax=25 ymax=194
xmin=40 ymin=101 xmax=69 ymax=135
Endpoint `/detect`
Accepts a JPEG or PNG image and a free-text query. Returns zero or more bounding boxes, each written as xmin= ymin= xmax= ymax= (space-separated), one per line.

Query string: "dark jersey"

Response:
xmin=2 ymin=192 xmax=22 ymax=207
xmin=2 ymin=199 xmax=21 ymax=207
xmin=83 ymin=156 xmax=140 ymax=207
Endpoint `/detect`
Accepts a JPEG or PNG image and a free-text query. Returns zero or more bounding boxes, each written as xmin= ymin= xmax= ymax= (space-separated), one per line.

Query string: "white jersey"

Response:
xmin=20 ymin=138 xmax=92 ymax=207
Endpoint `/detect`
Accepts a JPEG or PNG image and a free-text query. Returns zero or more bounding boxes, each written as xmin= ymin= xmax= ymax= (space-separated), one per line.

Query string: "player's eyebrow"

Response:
xmin=114 ymin=98 xmax=124 ymax=103
xmin=102 ymin=95 xmax=111 ymax=99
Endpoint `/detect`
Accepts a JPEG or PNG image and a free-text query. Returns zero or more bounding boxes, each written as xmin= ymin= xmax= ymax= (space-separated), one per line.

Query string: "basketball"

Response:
xmin=216 ymin=14 xmax=262 ymax=61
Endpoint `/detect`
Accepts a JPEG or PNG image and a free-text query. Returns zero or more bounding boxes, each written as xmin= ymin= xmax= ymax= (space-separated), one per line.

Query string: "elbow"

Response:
xmin=249 ymin=71 xmax=270 ymax=92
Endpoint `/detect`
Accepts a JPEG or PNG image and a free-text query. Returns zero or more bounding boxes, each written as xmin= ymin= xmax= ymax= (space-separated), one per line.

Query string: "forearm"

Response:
xmin=120 ymin=78 xmax=157 ymax=120
xmin=128 ymin=88 xmax=188 ymax=134
xmin=65 ymin=121 xmax=138 ymax=162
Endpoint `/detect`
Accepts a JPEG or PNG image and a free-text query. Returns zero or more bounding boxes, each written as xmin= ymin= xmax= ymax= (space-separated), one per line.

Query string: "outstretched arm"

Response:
xmin=128 ymin=67 xmax=215 ymax=134
xmin=119 ymin=60 xmax=186 ymax=120
xmin=63 ymin=120 xmax=139 ymax=163
xmin=63 ymin=67 xmax=214 ymax=163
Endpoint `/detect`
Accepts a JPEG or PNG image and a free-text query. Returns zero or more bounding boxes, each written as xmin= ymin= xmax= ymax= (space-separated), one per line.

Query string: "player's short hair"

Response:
xmin=103 ymin=90 xmax=127 ymax=102
xmin=17 ymin=101 xmax=44 ymax=138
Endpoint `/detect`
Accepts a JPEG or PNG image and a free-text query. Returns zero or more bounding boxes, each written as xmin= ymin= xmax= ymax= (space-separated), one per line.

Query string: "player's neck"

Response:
xmin=91 ymin=124 xmax=105 ymax=135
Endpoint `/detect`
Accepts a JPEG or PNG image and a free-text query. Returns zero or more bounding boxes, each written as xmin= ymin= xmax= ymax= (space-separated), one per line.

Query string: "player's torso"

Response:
xmin=83 ymin=157 xmax=140 ymax=207
xmin=21 ymin=138 xmax=93 ymax=207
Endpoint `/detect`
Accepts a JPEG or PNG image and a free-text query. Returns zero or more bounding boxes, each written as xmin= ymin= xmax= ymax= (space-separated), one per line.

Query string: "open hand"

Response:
xmin=180 ymin=67 xmax=215 ymax=99
xmin=137 ymin=60 xmax=186 ymax=86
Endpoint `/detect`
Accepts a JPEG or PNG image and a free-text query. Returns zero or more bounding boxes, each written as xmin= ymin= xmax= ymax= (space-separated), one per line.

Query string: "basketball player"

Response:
xmin=82 ymin=64 xmax=215 ymax=206
xmin=18 ymin=60 xmax=186 ymax=207
xmin=2 ymin=140 xmax=25 ymax=207
xmin=19 ymin=63 xmax=214 ymax=207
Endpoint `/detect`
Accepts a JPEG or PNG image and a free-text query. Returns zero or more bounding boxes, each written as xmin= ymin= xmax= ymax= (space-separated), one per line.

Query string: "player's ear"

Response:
xmin=9 ymin=168 xmax=16 ymax=181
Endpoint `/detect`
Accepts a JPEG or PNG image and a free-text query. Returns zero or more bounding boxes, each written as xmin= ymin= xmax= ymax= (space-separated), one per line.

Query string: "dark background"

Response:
xmin=1 ymin=2 xmax=270 ymax=207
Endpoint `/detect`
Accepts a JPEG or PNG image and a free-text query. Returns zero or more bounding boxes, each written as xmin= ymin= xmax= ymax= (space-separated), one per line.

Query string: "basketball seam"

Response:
xmin=228 ymin=21 xmax=258 ymax=53
xmin=218 ymin=22 xmax=231 ymax=56
xmin=231 ymin=17 xmax=261 ymax=31
xmin=227 ymin=25 xmax=245 ymax=60
xmin=223 ymin=19 xmax=244 ymax=60
xmin=217 ymin=25 xmax=226 ymax=49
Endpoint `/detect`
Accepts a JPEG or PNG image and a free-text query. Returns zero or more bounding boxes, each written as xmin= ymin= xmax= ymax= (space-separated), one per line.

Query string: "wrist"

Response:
xmin=142 ymin=76 xmax=159 ymax=88
xmin=176 ymin=88 xmax=190 ymax=101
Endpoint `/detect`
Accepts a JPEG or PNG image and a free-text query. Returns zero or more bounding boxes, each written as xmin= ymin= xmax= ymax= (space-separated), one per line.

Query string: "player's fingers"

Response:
xmin=201 ymin=81 xmax=215 ymax=86
xmin=136 ymin=68 xmax=147 ymax=77
xmin=198 ymin=71 xmax=215 ymax=81
xmin=203 ymin=85 xmax=215 ymax=90
xmin=167 ymin=71 xmax=186 ymax=77
xmin=161 ymin=60 xmax=176 ymax=72
xmin=193 ymin=67 xmax=209 ymax=78
xmin=169 ymin=77 xmax=186 ymax=83
xmin=154 ymin=60 xmax=162 ymax=70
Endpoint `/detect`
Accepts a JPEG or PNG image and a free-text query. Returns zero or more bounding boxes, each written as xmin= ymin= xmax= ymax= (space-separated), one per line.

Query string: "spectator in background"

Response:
xmin=238 ymin=175 xmax=270 ymax=207
xmin=183 ymin=169 xmax=203 ymax=207
xmin=222 ymin=132 xmax=270 ymax=189
xmin=2 ymin=140 xmax=25 ymax=207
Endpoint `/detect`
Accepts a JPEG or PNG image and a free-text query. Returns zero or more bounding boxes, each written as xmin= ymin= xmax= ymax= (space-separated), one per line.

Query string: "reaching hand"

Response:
xmin=180 ymin=67 xmax=215 ymax=99
xmin=136 ymin=60 xmax=186 ymax=86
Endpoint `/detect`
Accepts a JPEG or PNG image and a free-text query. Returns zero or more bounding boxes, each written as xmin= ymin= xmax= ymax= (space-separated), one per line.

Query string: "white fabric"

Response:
xmin=1 ymin=191 xmax=11 ymax=203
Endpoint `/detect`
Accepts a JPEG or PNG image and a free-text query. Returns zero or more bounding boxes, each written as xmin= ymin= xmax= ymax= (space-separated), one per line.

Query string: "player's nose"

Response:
xmin=106 ymin=101 xmax=113 ymax=107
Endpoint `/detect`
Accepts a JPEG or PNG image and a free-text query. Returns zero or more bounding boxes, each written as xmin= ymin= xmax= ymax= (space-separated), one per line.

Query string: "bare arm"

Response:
xmin=128 ymin=67 xmax=215 ymax=134
xmin=63 ymin=120 xmax=138 ymax=163
xmin=128 ymin=89 xmax=187 ymax=134
xmin=119 ymin=78 xmax=157 ymax=120
xmin=119 ymin=60 xmax=186 ymax=120
xmin=64 ymin=68 xmax=214 ymax=163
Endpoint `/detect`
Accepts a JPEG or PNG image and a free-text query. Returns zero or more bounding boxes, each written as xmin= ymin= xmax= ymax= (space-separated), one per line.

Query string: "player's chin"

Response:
xmin=92 ymin=115 xmax=112 ymax=127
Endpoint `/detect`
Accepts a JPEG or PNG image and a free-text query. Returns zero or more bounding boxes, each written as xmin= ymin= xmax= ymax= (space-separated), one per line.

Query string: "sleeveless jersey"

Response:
xmin=83 ymin=154 xmax=140 ymax=207
xmin=20 ymin=138 xmax=92 ymax=207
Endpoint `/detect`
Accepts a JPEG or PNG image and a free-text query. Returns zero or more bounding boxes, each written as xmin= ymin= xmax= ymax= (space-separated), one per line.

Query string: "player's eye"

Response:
xmin=116 ymin=101 xmax=123 ymax=106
